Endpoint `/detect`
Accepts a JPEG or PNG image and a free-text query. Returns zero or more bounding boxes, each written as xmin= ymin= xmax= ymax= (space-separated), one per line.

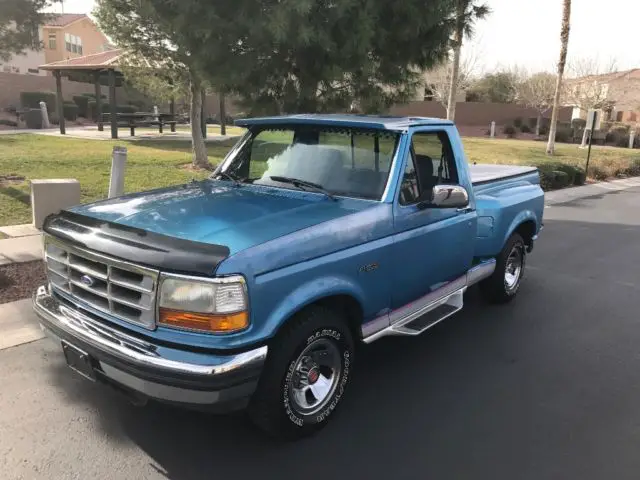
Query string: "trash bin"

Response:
xmin=24 ymin=108 xmax=43 ymax=129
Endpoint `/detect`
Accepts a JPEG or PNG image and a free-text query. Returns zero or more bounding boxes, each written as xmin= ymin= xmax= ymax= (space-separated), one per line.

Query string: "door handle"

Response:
xmin=456 ymin=207 xmax=474 ymax=214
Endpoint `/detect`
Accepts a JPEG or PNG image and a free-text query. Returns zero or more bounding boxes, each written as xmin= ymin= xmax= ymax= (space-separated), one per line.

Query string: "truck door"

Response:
xmin=390 ymin=128 xmax=477 ymax=310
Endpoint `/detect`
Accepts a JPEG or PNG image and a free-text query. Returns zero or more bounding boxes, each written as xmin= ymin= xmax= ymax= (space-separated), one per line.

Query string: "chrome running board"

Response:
xmin=362 ymin=259 xmax=496 ymax=343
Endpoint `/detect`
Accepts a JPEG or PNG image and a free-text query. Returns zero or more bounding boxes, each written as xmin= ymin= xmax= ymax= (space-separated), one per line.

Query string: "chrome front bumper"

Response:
xmin=33 ymin=286 xmax=267 ymax=408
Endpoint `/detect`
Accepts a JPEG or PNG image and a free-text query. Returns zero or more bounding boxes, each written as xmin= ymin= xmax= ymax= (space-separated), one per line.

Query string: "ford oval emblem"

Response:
xmin=80 ymin=274 xmax=95 ymax=287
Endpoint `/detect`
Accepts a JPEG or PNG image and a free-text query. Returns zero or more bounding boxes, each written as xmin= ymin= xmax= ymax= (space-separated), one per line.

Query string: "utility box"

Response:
xmin=31 ymin=179 xmax=81 ymax=229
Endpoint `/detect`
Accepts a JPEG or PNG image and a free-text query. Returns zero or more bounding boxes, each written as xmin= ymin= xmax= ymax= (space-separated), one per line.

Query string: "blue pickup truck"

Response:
xmin=34 ymin=114 xmax=544 ymax=438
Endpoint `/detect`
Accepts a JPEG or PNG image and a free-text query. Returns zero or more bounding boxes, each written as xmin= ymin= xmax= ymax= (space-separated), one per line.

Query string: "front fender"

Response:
xmin=260 ymin=275 xmax=367 ymax=339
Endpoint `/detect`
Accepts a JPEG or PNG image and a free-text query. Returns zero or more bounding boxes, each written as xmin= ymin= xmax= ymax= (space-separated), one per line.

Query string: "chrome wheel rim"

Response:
xmin=504 ymin=243 xmax=524 ymax=291
xmin=288 ymin=338 xmax=342 ymax=416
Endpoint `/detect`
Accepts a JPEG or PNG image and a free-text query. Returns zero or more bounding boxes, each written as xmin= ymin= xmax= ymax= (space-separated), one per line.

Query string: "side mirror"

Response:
xmin=417 ymin=184 xmax=469 ymax=209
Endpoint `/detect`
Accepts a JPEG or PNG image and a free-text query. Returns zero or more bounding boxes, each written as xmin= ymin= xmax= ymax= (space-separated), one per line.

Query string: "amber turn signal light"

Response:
xmin=159 ymin=308 xmax=249 ymax=333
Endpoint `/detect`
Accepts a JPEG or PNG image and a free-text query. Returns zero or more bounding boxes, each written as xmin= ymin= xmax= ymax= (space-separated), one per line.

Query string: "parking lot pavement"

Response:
xmin=3 ymin=187 xmax=640 ymax=480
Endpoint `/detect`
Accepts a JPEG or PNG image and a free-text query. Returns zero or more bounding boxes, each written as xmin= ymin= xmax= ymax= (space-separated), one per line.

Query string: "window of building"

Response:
xmin=77 ymin=37 xmax=83 ymax=55
xmin=65 ymin=33 xmax=71 ymax=52
xmin=48 ymin=33 xmax=56 ymax=50
xmin=27 ymin=68 xmax=39 ymax=74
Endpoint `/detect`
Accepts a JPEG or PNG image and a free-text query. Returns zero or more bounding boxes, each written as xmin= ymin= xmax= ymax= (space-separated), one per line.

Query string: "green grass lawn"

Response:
xmin=1 ymin=134 xmax=639 ymax=227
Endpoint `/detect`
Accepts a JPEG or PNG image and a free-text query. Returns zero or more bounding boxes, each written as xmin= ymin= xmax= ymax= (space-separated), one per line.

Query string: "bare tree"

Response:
xmin=515 ymin=71 xmax=557 ymax=136
xmin=565 ymin=57 xmax=618 ymax=146
xmin=546 ymin=0 xmax=571 ymax=156
xmin=446 ymin=0 xmax=490 ymax=120
xmin=424 ymin=49 xmax=480 ymax=110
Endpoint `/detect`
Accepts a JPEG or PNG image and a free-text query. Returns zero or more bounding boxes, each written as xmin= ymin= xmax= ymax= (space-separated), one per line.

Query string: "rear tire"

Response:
xmin=248 ymin=305 xmax=354 ymax=440
xmin=480 ymin=232 xmax=526 ymax=304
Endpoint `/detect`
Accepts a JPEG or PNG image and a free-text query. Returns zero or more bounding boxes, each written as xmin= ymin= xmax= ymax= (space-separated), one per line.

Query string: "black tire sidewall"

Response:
xmin=282 ymin=326 xmax=352 ymax=428
xmin=501 ymin=234 xmax=526 ymax=297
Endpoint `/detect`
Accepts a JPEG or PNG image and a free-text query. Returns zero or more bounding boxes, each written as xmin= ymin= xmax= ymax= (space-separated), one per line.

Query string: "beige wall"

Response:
xmin=0 ymin=71 xmax=137 ymax=110
xmin=0 ymin=27 xmax=46 ymax=75
xmin=43 ymin=18 xmax=110 ymax=65
xmin=390 ymin=101 xmax=572 ymax=126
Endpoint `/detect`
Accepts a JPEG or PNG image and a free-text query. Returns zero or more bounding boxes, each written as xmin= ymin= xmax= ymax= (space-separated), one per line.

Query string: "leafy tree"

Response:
xmin=95 ymin=0 xmax=210 ymax=168
xmin=446 ymin=0 xmax=490 ymax=120
xmin=145 ymin=0 xmax=458 ymax=115
xmin=467 ymin=71 xmax=519 ymax=104
xmin=546 ymin=0 xmax=571 ymax=156
xmin=515 ymin=72 xmax=556 ymax=136
xmin=0 ymin=0 xmax=53 ymax=62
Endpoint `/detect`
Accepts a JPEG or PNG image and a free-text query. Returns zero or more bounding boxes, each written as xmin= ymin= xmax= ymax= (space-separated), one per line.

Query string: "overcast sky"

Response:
xmin=50 ymin=0 xmax=640 ymax=73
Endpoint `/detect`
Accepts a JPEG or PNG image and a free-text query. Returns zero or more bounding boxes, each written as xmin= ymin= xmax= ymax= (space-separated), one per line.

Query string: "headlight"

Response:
xmin=158 ymin=274 xmax=249 ymax=334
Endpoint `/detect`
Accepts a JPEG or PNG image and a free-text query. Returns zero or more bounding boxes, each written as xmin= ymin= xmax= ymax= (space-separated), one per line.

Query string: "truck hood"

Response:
xmin=68 ymin=181 xmax=371 ymax=255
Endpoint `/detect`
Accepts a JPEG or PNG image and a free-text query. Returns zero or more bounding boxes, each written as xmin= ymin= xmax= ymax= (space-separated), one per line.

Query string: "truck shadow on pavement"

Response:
xmin=45 ymin=215 xmax=640 ymax=479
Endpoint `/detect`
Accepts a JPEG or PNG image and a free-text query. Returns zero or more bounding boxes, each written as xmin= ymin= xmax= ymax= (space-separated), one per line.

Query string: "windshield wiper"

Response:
xmin=215 ymin=171 xmax=241 ymax=187
xmin=270 ymin=176 xmax=336 ymax=200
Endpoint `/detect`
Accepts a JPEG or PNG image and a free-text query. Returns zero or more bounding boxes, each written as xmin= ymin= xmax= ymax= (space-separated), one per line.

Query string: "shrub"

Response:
xmin=573 ymin=168 xmax=586 ymax=185
xmin=20 ymin=91 xmax=57 ymax=113
xmin=63 ymin=102 xmax=79 ymax=121
xmin=513 ymin=117 xmax=523 ymax=128
xmin=558 ymin=164 xmax=584 ymax=184
xmin=520 ymin=124 xmax=532 ymax=133
xmin=528 ymin=117 xmax=538 ymax=129
xmin=503 ymin=124 xmax=517 ymax=138
xmin=49 ymin=112 xmax=59 ymax=125
xmin=117 ymin=104 xmax=136 ymax=114
xmin=571 ymin=118 xmax=587 ymax=130
xmin=606 ymin=126 xmax=631 ymax=147
xmin=552 ymin=170 xmax=570 ymax=188
xmin=539 ymin=124 xmax=549 ymax=136
xmin=0 ymin=118 xmax=18 ymax=127
xmin=555 ymin=127 xmax=572 ymax=143
xmin=73 ymin=95 xmax=90 ymax=117
xmin=24 ymin=108 xmax=43 ymax=129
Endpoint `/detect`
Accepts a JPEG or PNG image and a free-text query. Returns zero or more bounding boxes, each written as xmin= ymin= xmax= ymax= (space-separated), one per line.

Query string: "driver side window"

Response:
xmin=399 ymin=131 xmax=458 ymax=205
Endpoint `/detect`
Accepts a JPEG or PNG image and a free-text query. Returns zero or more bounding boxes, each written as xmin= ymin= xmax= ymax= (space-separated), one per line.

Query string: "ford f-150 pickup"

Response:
xmin=33 ymin=114 xmax=544 ymax=439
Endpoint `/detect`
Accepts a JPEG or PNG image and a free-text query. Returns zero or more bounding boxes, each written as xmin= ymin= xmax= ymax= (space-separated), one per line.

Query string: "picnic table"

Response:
xmin=101 ymin=112 xmax=177 ymax=136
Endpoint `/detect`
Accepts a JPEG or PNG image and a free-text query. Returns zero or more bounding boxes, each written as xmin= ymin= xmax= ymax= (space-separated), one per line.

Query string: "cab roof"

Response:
xmin=235 ymin=114 xmax=453 ymax=131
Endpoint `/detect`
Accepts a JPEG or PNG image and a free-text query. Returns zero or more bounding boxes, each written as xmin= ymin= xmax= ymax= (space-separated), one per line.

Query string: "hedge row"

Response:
xmin=20 ymin=91 xmax=57 ymax=113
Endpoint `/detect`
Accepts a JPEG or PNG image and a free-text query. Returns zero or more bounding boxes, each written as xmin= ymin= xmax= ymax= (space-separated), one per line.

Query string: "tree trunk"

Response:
xmin=189 ymin=71 xmax=209 ymax=169
xmin=546 ymin=0 xmax=571 ymax=155
xmin=446 ymin=13 xmax=464 ymax=121
xmin=536 ymin=114 xmax=542 ymax=137
xmin=219 ymin=93 xmax=226 ymax=136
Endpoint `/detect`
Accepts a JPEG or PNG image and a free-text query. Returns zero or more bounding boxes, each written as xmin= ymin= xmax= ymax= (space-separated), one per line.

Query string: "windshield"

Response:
xmin=216 ymin=126 xmax=400 ymax=200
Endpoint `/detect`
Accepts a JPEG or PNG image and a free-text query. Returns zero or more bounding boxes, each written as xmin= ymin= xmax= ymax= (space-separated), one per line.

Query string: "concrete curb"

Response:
xmin=0 ymin=298 xmax=44 ymax=350
xmin=544 ymin=176 xmax=640 ymax=206
xmin=0 ymin=234 xmax=42 ymax=265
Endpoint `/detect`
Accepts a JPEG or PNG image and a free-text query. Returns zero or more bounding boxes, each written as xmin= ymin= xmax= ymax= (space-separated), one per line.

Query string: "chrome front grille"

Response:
xmin=44 ymin=236 xmax=159 ymax=329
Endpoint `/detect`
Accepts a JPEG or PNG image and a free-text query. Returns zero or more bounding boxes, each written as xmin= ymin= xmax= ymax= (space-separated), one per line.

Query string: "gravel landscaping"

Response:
xmin=0 ymin=261 xmax=47 ymax=305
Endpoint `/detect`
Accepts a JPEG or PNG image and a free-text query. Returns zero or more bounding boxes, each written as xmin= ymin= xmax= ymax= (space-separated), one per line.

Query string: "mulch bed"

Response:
xmin=0 ymin=260 xmax=47 ymax=305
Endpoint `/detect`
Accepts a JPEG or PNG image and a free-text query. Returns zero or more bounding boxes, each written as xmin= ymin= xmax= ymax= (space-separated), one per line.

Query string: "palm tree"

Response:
xmin=446 ymin=0 xmax=490 ymax=121
xmin=546 ymin=0 xmax=572 ymax=155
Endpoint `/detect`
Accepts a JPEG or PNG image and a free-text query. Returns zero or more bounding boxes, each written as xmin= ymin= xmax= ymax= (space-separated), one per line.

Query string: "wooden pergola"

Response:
xmin=39 ymin=49 xmax=176 ymax=139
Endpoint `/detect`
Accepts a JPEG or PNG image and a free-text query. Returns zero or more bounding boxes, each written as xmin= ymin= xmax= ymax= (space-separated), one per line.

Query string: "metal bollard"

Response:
xmin=490 ymin=121 xmax=496 ymax=138
xmin=39 ymin=101 xmax=50 ymax=129
xmin=108 ymin=146 xmax=127 ymax=198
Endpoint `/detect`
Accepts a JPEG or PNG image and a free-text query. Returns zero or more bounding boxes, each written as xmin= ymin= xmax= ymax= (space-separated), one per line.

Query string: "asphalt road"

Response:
xmin=3 ymin=187 xmax=640 ymax=480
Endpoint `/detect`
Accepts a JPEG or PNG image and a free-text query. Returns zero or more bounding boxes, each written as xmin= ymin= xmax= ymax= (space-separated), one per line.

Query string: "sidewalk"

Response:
xmin=544 ymin=176 xmax=640 ymax=205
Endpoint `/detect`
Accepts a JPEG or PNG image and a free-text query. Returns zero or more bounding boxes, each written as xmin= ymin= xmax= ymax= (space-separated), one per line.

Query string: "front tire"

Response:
xmin=248 ymin=305 xmax=354 ymax=440
xmin=480 ymin=232 xmax=526 ymax=304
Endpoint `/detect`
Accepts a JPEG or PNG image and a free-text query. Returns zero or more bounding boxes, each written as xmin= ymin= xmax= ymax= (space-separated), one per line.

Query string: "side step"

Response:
xmin=390 ymin=289 xmax=464 ymax=336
